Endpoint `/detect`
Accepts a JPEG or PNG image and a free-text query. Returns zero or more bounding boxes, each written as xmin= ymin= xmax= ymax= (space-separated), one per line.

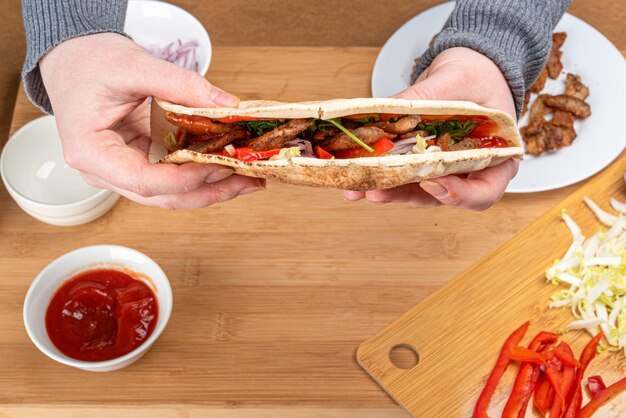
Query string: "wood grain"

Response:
xmin=0 ymin=47 xmax=618 ymax=417
xmin=357 ymin=156 xmax=626 ymax=417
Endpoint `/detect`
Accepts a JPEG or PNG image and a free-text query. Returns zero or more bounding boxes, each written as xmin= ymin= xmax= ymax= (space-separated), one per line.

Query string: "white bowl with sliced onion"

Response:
xmin=125 ymin=0 xmax=211 ymax=76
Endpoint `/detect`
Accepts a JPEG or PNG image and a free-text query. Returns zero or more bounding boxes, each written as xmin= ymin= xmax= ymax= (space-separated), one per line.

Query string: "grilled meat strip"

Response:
xmin=564 ymin=73 xmax=589 ymax=100
xmin=529 ymin=68 xmax=548 ymax=93
xmin=320 ymin=126 xmax=394 ymax=151
xmin=543 ymin=95 xmax=591 ymax=119
xmin=522 ymin=122 xmax=576 ymax=156
xmin=246 ymin=119 xmax=313 ymax=151
xmin=166 ymin=112 xmax=244 ymax=135
xmin=187 ymin=130 xmax=251 ymax=153
xmin=551 ymin=111 xmax=575 ymax=129
xmin=399 ymin=129 xmax=430 ymax=140
xmin=521 ymin=91 xmax=531 ymax=117
xmin=373 ymin=115 xmax=421 ymax=135
xmin=525 ymin=95 xmax=552 ymax=133
xmin=547 ymin=32 xmax=567 ymax=79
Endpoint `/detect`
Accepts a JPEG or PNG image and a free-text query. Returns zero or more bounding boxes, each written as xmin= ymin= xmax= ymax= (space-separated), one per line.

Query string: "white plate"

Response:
xmin=23 ymin=245 xmax=173 ymax=372
xmin=371 ymin=2 xmax=626 ymax=193
xmin=0 ymin=116 xmax=119 ymax=226
xmin=125 ymin=0 xmax=211 ymax=76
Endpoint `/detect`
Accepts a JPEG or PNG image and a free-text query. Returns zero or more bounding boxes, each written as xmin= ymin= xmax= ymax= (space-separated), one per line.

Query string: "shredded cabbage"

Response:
xmin=270 ymin=147 xmax=301 ymax=160
xmin=610 ymin=198 xmax=626 ymax=214
xmin=411 ymin=134 xmax=427 ymax=154
xmin=163 ymin=132 xmax=176 ymax=150
xmin=547 ymin=196 xmax=626 ymax=356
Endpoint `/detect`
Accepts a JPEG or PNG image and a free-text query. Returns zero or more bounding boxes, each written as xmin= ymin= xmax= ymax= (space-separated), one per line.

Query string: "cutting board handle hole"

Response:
xmin=389 ymin=344 xmax=419 ymax=370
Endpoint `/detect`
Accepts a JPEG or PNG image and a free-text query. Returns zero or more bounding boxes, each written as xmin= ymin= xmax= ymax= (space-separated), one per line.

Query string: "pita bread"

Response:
xmin=151 ymin=98 xmax=523 ymax=191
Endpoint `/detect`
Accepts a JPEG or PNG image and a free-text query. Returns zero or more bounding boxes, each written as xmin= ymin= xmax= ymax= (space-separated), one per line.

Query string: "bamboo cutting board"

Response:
xmin=357 ymin=155 xmax=626 ymax=417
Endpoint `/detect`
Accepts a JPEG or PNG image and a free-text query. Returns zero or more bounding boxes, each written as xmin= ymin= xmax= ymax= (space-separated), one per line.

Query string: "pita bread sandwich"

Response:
xmin=151 ymin=98 xmax=522 ymax=190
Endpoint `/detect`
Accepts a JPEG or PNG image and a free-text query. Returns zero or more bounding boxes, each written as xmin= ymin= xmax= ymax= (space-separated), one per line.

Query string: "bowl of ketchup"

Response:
xmin=23 ymin=245 xmax=173 ymax=372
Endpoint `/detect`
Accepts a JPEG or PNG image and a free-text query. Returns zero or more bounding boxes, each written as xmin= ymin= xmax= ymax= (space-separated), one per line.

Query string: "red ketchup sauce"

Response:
xmin=45 ymin=269 xmax=158 ymax=361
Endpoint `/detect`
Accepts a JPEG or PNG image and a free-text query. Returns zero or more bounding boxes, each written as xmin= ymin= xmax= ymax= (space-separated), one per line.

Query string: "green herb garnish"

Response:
xmin=323 ymin=118 xmax=374 ymax=153
xmin=352 ymin=116 xmax=381 ymax=123
xmin=417 ymin=119 xmax=477 ymax=142
xmin=315 ymin=119 xmax=338 ymax=133
xmin=239 ymin=120 xmax=287 ymax=136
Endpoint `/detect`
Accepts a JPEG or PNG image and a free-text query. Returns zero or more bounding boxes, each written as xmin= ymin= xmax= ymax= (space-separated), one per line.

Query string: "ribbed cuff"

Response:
xmin=411 ymin=0 xmax=571 ymax=119
xmin=21 ymin=0 xmax=129 ymax=114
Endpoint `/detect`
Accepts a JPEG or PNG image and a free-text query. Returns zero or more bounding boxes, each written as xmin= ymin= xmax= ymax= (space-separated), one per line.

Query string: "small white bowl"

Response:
xmin=23 ymin=245 xmax=173 ymax=372
xmin=0 ymin=116 xmax=120 ymax=226
xmin=125 ymin=0 xmax=212 ymax=76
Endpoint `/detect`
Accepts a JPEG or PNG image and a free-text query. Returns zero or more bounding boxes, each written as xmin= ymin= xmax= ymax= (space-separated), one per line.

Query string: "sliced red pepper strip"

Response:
xmin=553 ymin=343 xmax=581 ymax=368
xmin=473 ymin=321 xmax=530 ymax=418
xmin=577 ymin=377 xmax=626 ymax=418
xmin=516 ymin=366 xmax=541 ymax=418
xmin=380 ymin=113 xmax=403 ymax=122
xmin=563 ymin=389 xmax=582 ymax=418
xmin=509 ymin=347 xmax=546 ymax=365
xmin=502 ymin=362 xmax=539 ymax=418
xmin=587 ymin=375 xmax=607 ymax=398
xmin=563 ymin=332 xmax=603 ymax=418
xmin=529 ymin=331 xmax=559 ymax=348
xmin=551 ymin=344 xmax=576 ymax=418
xmin=556 ymin=342 xmax=580 ymax=407
xmin=502 ymin=330 xmax=557 ymax=418
xmin=514 ymin=333 xmax=558 ymax=418
xmin=534 ymin=374 xmax=555 ymax=417
xmin=225 ymin=147 xmax=281 ymax=162
xmin=545 ymin=357 xmax=566 ymax=418
xmin=214 ymin=115 xmax=260 ymax=123
xmin=314 ymin=146 xmax=333 ymax=159
xmin=342 ymin=113 xmax=381 ymax=121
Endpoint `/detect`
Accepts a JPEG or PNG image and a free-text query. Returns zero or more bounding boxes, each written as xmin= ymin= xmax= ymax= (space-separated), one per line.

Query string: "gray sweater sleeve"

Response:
xmin=21 ymin=0 xmax=129 ymax=114
xmin=411 ymin=0 xmax=571 ymax=118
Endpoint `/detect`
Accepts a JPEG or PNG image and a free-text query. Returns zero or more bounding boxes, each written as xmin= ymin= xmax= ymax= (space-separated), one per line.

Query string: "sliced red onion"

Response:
xmin=392 ymin=137 xmax=418 ymax=147
xmin=388 ymin=144 xmax=415 ymax=155
xmin=284 ymin=139 xmax=314 ymax=158
xmin=142 ymin=39 xmax=200 ymax=72
xmin=389 ymin=134 xmax=437 ymax=155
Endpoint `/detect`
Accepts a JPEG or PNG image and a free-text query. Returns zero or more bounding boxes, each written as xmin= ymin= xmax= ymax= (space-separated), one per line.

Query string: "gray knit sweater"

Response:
xmin=22 ymin=0 xmax=570 ymax=117
xmin=412 ymin=0 xmax=571 ymax=116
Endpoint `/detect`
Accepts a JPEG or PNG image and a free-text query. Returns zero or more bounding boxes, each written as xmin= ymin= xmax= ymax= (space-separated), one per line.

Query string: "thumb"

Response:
xmin=391 ymin=69 xmax=460 ymax=101
xmin=392 ymin=81 xmax=435 ymax=101
xmin=132 ymin=53 xmax=239 ymax=108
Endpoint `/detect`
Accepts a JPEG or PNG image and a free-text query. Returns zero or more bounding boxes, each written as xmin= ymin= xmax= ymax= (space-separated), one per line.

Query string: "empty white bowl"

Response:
xmin=125 ymin=0 xmax=212 ymax=76
xmin=0 ymin=116 xmax=120 ymax=226
xmin=23 ymin=245 xmax=173 ymax=372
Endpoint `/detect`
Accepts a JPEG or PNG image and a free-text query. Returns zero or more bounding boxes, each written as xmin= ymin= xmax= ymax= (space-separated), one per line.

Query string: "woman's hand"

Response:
xmin=344 ymin=47 xmax=519 ymax=211
xmin=40 ymin=33 xmax=264 ymax=210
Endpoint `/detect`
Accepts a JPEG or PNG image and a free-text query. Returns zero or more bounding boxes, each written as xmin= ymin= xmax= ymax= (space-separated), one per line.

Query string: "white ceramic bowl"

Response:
xmin=125 ymin=0 xmax=212 ymax=76
xmin=23 ymin=245 xmax=173 ymax=372
xmin=0 ymin=116 xmax=120 ymax=226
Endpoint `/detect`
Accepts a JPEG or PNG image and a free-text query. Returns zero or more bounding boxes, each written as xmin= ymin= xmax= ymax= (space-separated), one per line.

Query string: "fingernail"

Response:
xmin=238 ymin=186 xmax=264 ymax=196
xmin=343 ymin=191 xmax=363 ymax=201
xmin=237 ymin=180 xmax=266 ymax=196
xmin=420 ymin=181 xmax=448 ymax=198
xmin=210 ymin=87 xmax=240 ymax=107
xmin=205 ymin=169 xmax=233 ymax=183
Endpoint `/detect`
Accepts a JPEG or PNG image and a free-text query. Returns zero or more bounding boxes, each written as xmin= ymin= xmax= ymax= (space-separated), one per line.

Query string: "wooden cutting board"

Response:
xmin=357 ymin=155 xmax=626 ymax=417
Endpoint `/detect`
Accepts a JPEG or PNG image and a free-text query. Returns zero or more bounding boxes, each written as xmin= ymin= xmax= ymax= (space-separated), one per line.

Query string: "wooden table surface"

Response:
xmin=0 ymin=3 xmax=625 ymax=417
